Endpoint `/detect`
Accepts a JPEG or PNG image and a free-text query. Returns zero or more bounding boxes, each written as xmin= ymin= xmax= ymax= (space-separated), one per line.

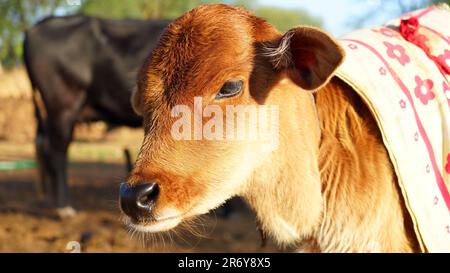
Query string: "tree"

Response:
xmin=255 ymin=7 xmax=322 ymax=32
xmin=0 ymin=0 xmax=65 ymax=68
xmin=79 ymin=0 xmax=321 ymax=31
xmin=0 ymin=0 xmax=323 ymax=68
xmin=79 ymin=0 xmax=203 ymax=19
xmin=79 ymin=0 xmax=259 ymax=20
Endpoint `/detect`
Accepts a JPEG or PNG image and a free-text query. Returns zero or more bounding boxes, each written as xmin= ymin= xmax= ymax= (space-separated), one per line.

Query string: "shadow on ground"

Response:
xmin=0 ymin=161 xmax=283 ymax=252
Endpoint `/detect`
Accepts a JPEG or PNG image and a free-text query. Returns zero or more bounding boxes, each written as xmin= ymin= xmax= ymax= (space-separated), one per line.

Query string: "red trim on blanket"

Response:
xmin=340 ymin=38 xmax=450 ymax=211
xmin=399 ymin=17 xmax=450 ymax=76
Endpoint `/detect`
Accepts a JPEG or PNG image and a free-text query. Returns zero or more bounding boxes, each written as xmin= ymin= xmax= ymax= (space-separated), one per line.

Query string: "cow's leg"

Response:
xmin=35 ymin=116 xmax=50 ymax=201
xmin=35 ymin=79 xmax=85 ymax=218
xmin=33 ymin=90 xmax=53 ymax=208
xmin=29 ymin=58 xmax=87 ymax=218
xmin=44 ymin=108 xmax=79 ymax=218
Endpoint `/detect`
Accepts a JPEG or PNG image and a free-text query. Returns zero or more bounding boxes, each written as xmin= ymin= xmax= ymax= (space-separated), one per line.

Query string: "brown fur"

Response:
xmin=128 ymin=4 xmax=420 ymax=252
xmin=314 ymin=78 xmax=419 ymax=252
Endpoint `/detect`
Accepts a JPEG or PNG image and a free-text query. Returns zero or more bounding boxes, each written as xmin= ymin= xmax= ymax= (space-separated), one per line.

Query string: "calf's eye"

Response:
xmin=215 ymin=79 xmax=243 ymax=99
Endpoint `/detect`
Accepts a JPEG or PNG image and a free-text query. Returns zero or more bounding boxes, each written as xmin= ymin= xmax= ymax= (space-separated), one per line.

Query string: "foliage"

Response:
xmin=0 ymin=0 xmax=322 ymax=68
xmin=0 ymin=0 xmax=64 ymax=68
xmin=79 ymin=0 xmax=322 ymax=31
xmin=255 ymin=6 xmax=322 ymax=32
xmin=79 ymin=0 xmax=203 ymax=20
xmin=2 ymin=0 xmax=447 ymax=69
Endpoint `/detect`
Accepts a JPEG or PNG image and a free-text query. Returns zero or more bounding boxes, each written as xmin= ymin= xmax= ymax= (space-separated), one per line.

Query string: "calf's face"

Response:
xmin=120 ymin=4 xmax=344 ymax=234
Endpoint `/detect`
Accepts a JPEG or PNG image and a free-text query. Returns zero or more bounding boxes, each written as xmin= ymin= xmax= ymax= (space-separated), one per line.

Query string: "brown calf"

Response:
xmin=119 ymin=4 xmax=419 ymax=252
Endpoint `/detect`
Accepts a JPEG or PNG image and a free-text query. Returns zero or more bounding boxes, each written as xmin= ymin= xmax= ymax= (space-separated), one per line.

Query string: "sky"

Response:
xmin=258 ymin=0 xmax=426 ymax=37
xmin=55 ymin=0 xmax=428 ymax=37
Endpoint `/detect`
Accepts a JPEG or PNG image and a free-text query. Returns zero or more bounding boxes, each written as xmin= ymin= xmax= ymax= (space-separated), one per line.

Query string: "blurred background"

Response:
xmin=0 ymin=0 xmax=447 ymax=252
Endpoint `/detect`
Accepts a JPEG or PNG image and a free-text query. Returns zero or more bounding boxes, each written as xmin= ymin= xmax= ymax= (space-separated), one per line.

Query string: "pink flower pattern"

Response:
xmin=348 ymin=44 xmax=358 ymax=50
xmin=437 ymin=49 xmax=450 ymax=73
xmin=380 ymin=28 xmax=396 ymax=37
xmin=384 ymin=41 xmax=410 ymax=66
xmin=414 ymin=76 xmax=435 ymax=105
xmin=443 ymin=81 xmax=450 ymax=107
xmin=347 ymin=25 xmax=450 ymax=215
xmin=347 ymin=18 xmax=450 ymax=223
xmin=433 ymin=196 xmax=439 ymax=205
xmin=372 ymin=27 xmax=397 ymax=38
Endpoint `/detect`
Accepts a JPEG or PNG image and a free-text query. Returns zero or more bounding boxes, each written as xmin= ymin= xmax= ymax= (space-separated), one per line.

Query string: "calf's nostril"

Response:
xmin=136 ymin=183 xmax=160 ymax=208
xmin=119 ymin=182 xmax=159 ymax=220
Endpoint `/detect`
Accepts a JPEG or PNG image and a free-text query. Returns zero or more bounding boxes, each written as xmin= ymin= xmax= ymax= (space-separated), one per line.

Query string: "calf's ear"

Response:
xmin=131 ymin=87 xmax=143 ymax=116
xmin=265 ymin=26 xmax=345 ymax=90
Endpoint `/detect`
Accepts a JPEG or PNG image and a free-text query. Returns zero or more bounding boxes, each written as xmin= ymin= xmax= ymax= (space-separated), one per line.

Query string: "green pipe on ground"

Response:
xmin=0 ymin=160 xmax=36 ymax=170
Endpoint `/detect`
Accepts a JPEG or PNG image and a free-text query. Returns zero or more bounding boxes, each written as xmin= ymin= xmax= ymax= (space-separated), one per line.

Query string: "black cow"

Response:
xmin=23 ymin=15 xmax=169 ymax=217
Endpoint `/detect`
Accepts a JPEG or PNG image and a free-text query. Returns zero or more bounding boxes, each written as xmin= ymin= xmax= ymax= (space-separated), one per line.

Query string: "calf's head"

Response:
xmin=120 ymin=4 xmax=344 ymax=241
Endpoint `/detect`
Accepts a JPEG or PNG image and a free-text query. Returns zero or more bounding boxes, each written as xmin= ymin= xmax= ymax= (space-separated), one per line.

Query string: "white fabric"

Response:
xmin=335 ymin=5 xmax=450 ymax=252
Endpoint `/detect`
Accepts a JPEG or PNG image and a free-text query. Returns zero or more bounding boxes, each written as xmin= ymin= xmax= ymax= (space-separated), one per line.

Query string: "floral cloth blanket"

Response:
xmin=335 ymin=5 xmax=450 ymax=252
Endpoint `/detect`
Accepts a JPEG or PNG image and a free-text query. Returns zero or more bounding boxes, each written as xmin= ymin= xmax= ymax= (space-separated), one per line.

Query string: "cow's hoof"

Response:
xmin=56 ymin=206 xmax=77 ymax=219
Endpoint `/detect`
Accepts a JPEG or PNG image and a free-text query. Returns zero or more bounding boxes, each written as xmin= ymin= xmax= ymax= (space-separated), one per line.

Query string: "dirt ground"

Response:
xmin=0 ymin=89 xmax=282 ymax=252
xmin=0 ymin=160 xmax=282 ymax=252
